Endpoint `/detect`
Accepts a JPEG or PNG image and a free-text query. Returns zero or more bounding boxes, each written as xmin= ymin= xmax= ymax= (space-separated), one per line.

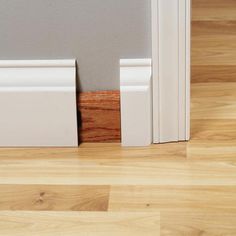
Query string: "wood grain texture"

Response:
xmin=191 ymin=83 xmax=236 ymax=119
xmin=78 ymin=91 xmax=120 ymax=143
xmin=0 ymin=2 xmax=236 ymax=235
xmin=187 ymin=140 xmax=236 ymax=161
xmin=0 ymin=211 xmax=160 ymax=236
xmin=192 ymin=31 xmax=236 ymax=66
xmin=161 ymin=212 xmax=236 ymax=236
xmin=192 ymin=20 xmax=236 ymax=37
xmin=1 ymin=144 xmax=236 ymax=185
xmin=192 ymin=0 xmax=236 ymax=85
xmin=192 ymin=0 xmax=236 ymax=21
xmin=192 ymin=20 xmax=236 ymax=65
xmin=192 ymin=65 xmax=236 ymax=83
xmin=109 ymin=185 xmax=236 ymax=213
xmin=0 ymin=142 xmax=186 ymax=160
xmin=191 ymin=119 xmax=236 ymax=141
xmin=0 ymin=185 xmax=109 ymax=211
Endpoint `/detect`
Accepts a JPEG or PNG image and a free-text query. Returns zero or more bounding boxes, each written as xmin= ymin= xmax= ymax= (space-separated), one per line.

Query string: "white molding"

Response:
xmin=152 ymin=0 xmax=160 ymax=143
xmin=0 ymin=60 xmax=75 ymax=68
xmin=0 ymin=59 xmax=78 ymax=147
xmin=120 ymin=59 xmax=152 ymax=147
xmin=152 ymin=0 xmax=191 ymax=143
xmin=0 ymin=60 xmax=76 ymax=88
xmin=186 ymin=0 xmax=191 ymax=140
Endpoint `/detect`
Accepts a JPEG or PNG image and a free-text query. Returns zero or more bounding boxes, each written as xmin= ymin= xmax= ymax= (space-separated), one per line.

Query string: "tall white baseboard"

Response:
xmin=0 ymin=60 xmax=78 ymax=147
xmin=120 ymin=59 xmax=152 ymax=147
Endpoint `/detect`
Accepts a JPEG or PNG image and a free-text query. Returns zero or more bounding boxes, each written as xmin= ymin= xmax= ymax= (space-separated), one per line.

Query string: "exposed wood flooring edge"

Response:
xmin=77 ymin=91 xmax=121 ymax=143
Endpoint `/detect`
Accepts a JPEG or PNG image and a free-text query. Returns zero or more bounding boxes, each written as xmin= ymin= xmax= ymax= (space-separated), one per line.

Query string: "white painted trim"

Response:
xmin=179 ymin=0 xmax=187 ymax=141
xmin=152 ymin=0 xmax=160 ymax=143
xmin=0 ymin=59 xmax=75 ymax=68
xmin=120 ymin=59 xmax=152 ymax=67
xmin=152 ymin=0 xmax=191 ymax=143
xmin=0 ymin=59 xmax=78 ymax=147
xmin=120 ymin=59 xmax=152 ymax=147
xmin=186 ymin=0 xmax=191 ymax=140
xmin=0 ymin=60 xmax=76 ymax=88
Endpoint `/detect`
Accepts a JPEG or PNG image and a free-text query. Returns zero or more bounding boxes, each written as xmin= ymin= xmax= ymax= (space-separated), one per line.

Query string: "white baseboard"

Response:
xmin=120 ymin=59 xmax=152 ymax=147
xmin=0 ymin=60 xmax=78 ymax=147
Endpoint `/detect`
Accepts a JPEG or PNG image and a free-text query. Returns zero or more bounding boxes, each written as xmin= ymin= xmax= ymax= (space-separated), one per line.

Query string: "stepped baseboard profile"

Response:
xmin=120 ymin=59 xmax=152 ymax=147
xmin=0 ymin=60 xmax=78 ymax=147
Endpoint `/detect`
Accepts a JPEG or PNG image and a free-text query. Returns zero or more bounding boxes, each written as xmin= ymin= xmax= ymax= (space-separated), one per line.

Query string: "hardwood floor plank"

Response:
xmin=0 ymin=142 xmax=186 ymax=160
xmin=0 ymin=185 xmax=109 ymax=211
xmin=187 ymin=140 xmax=236 ymax=161
xmin=1 ymin=154 xmax=236 ymax=185
xmin=192 ymin=66 xmax=236 ymax=83
xmin=192 ymin=0 xmax=236 ymax=21
xmin=191 ymin=100 xmax=236 ymax=119
xmin=191 ymin=83 xmax=236 ymax=119
xmin=0 ymin=211 xmax=160 ymax=236
xmin=191 ymin=82 xmax=236 ymax=98
xmin=192 ymin=20 xmax=236 ymax=66
xmin=109 ymin=186 xmax=236 ymax=213
xmin=192 ymin=21 xmax=236 ymax=37
xmin=192 ymin=38 xmax=236 ymax=66
xmin=161 ymin=212 xmax=236 ymax=236
xmin=191 ymin=119 xmax=236 ymax=141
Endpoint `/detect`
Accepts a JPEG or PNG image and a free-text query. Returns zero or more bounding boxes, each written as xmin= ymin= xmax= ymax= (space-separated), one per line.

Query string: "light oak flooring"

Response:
xmin=0 ymin=82 xmax=236 ymax=235
xmin=192 ymin=0 xmax=236 ymax=84
xmin=1 ymin=0 xmax=236 ymax=235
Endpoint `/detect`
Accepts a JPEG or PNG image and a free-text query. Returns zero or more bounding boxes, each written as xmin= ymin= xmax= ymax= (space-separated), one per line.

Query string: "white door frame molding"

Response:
xmin=152 ymin=0 xmax=191 ymax=143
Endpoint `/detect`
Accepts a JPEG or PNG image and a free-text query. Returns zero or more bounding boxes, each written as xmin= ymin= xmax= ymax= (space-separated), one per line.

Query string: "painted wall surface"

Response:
xmin=0 ymin=0 xmax=151 ymax=91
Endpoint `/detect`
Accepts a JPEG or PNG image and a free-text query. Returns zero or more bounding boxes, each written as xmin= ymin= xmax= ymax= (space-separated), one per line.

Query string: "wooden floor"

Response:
xmin=1 ymin=1 xmax=236 ymax=235
xmin=0 ymin=81 xmax=235 ymax=235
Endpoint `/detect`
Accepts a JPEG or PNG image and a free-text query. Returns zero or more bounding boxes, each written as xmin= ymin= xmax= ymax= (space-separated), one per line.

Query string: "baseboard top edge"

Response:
xmin=0 ymin=59 xmax=76 ymax=68
xmin=120 ymin=59 xmax=152 ymax=67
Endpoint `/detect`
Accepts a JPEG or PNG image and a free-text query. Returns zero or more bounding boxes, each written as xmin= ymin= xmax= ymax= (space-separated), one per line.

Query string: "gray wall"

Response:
xmin=0 ymin=0 xmax=151 ymax=91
